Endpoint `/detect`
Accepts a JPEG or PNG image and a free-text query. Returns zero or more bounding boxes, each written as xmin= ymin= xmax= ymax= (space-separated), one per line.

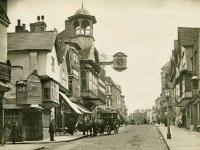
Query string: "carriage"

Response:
xmin=98 ymin=112 xmax=120 ymax=135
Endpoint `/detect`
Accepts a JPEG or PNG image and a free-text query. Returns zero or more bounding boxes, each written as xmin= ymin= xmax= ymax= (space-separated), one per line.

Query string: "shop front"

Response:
xmin=3 ymin=72 xmax=45 ymax=141
xmin=57 ymin=92 xmax=82 ymax=135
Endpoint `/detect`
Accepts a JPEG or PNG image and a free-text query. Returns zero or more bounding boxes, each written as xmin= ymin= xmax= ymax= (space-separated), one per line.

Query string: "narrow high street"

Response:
xmin=42 ymin=125 xmax=169 ymax=150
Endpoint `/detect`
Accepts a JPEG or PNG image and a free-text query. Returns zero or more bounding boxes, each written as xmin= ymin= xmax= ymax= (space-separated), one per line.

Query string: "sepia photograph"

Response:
xmin=0 ymin=0 xmax=200 ymax=149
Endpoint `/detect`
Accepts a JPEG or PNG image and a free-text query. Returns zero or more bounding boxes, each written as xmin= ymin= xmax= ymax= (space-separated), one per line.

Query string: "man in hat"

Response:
xmin=49 ymin=119 xmax=55 ymax=141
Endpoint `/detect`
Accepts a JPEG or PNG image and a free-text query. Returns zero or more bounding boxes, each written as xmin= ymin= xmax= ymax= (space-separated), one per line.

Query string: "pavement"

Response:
xmin=156 ymin=124 xmax=200 ymax=150
xmin=0 ymin=131 xmax=86 ymax=150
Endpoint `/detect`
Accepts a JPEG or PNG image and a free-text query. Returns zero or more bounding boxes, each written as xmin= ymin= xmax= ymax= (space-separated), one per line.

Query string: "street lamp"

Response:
xmin=165 ymin=90 xmax=171 ymax=139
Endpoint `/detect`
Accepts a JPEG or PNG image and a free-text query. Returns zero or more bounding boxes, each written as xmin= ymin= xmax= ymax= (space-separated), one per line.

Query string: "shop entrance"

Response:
xmin=23 ymin=111 xmax=42 ymax=140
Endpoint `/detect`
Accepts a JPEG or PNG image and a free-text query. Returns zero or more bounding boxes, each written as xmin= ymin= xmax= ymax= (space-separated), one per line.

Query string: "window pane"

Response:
xmin=81 ymin=79 xmax=86 ymax=90
xmin=81 ymin=71 xmax=86 ymax=78
xmin=44 ymin=88 xmax=50 ymax=100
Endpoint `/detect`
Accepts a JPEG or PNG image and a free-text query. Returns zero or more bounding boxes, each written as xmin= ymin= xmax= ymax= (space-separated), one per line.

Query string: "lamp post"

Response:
xmin=165 ymin=90 xmax=171 ymax=139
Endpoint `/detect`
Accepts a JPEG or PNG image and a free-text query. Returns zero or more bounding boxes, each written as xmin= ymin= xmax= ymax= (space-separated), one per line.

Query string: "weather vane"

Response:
xmin=82 ymin=0 xmax=84 ymax=8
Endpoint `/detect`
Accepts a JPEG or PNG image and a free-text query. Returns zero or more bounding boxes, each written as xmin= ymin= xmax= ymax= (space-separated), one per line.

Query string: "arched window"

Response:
xmin=82 ymin=20 xmax=90 ymax=35
xmin=86 ymin=26 xmax=90 ymax=35
xmin=74 ymin=21 xmax=80 ymax=35
xmin=76 ymin=26 xmax=81 ymax=35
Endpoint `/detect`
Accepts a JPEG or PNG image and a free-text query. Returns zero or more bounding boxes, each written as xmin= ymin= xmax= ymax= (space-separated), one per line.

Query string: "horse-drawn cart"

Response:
xmin=98 ymin=112 xmax=120 ymax=135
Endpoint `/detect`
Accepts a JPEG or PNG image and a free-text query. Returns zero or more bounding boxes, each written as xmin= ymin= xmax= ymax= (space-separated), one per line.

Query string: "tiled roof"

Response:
xmin=0 ymin=5 xmax=10 ymax=26
xmin=8 ymin=31 xmax=57 ymax=51
xmin=178 ymin=27 xmax=200 ymax=46
xmin=79 ymin=46 xmax=98 ymax=62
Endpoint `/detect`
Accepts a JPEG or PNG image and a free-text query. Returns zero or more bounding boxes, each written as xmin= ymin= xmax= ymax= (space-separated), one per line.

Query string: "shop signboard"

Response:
xmin=26 ymin=74 xmax=42 ymax=105
xmin=16 ymin=82 xmax=27 ymax=104
xmin=0 ymin=61 xmax=11 ymax=82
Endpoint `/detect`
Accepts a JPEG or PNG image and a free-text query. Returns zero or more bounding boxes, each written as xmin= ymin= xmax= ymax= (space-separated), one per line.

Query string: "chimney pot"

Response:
xmin=17 ymin=19 xmax=21 ymax=26
xmin=22 ymin=24 xmax=26 ymax=31
xmin=41 ymin=15 xmax=44 ymax=22
xmin=37 ymin=16 xmax=40 ymax=22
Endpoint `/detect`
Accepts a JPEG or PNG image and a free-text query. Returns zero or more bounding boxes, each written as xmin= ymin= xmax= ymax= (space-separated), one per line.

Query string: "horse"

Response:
xmin=83 ymin=119 xmax=93 ymax=137
xmin=93 ymin=118 xmax=105 ymax=136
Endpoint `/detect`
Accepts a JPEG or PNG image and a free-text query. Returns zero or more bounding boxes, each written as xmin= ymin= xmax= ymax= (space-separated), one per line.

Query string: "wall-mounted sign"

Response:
xmin=0 ymin=61 xmax=11 ymax=82
xmin=27 ymin=74 xmax=42 ymax=105
xmin=16 ymin=81 xmax=27 ymax=104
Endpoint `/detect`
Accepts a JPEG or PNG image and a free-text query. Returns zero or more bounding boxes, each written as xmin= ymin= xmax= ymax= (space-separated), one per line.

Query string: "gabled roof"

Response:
xmin=0 ymin=5 xmax=10 ymax=27
xmin=8 ymin=31 xmax=57 ymax=51
xmin=79 ymin=46 xmax=99 ymax=63
xmin=8 ymin=31 xmax=64 ymax=64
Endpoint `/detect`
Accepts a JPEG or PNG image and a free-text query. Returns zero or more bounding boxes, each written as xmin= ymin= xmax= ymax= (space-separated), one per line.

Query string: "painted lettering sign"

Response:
xmin=27 ymin=74 xmax=42 ymax=105
xmin=16 ymin=83 xmax=27 ymax=104
xmin=0 ymin=62 xmax=11 ymax=82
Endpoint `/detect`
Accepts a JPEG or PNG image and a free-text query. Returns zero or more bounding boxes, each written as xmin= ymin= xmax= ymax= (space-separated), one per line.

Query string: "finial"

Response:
xmin=82 ymin=0 xmax=84 ymax=8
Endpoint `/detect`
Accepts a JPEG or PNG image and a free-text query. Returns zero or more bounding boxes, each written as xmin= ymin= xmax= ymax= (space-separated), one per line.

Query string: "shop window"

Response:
xmin=44 ymin=88 xmax=50 ymax=100
xmin=81 ymin=71 xmax=87 ymax=90
xmin=4 ymin=110 xmax=20 ymax=125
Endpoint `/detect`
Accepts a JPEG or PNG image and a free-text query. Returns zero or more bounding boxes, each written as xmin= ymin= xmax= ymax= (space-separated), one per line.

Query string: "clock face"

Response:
xmin=116 ymin=57 xmax=125 ymax=67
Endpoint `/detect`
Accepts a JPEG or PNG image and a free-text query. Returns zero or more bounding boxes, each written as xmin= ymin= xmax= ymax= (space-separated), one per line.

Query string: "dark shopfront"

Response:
xmin=4 ymin=73 xmax=48 ymax=142
xmin=4 ymin=107 xmax=44 ymax=142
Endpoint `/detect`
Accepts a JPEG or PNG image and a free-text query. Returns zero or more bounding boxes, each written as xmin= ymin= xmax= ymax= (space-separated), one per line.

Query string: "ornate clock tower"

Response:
xmin=59 ymin=4 xmax=97 ymax=50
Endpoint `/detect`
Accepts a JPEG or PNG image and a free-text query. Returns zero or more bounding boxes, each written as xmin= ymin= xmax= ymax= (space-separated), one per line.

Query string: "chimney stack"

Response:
xmin=17 ymin=19 xmax=21 ymax=26
xmin=37 ymin=16 xmax=40 ymax=22
xmin=16 ymin=19 xmax=26 ymax=32
xmin=41 ymin=15 xmax=44 ymax=22
xmin=22 ymin=24 xmax=26 ymax=31
xmin=30 ymin=15 xmax=47 ymax=32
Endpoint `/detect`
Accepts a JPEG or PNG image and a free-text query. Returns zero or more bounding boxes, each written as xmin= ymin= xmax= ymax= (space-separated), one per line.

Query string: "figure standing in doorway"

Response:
xmin=11 ymin=121 xmax=19 ymax=144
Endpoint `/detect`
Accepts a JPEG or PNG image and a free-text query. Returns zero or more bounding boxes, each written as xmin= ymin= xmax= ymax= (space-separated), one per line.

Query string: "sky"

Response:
xmin=7 ymin=0 xmax=200 ymax=114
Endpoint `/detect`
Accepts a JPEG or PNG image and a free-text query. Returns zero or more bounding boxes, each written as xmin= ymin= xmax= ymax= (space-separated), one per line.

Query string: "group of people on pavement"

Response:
xmin=4 ymin=121 xmax=22 ymax=144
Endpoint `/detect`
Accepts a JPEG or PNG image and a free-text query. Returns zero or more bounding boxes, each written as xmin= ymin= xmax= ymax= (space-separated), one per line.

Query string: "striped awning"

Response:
xmin=75 ymin=104 xmax=93 ymax=114
xmin=59 ymin=92 xmax=82 ymax=114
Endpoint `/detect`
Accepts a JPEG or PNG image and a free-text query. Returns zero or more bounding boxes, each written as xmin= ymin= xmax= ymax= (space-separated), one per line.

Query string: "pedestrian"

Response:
xmin=163 ymin=116 xmax=167 ymax=127
xmin=10 ymin=121 xmax=19 ymax=144
xmin=4 ymin=121 xmax=11 ymax=143
xmin=49 ymin=119 xmax=55 ymax=141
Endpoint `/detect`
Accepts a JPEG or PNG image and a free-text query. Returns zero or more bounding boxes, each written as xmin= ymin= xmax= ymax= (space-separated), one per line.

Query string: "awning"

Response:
xmin=119 ymin=112 xmax=126 ymax=120
xmin=75 ymin=104 xmax=93 ymax=114
xmin=59 ymin=92 xmax=82 ymax=114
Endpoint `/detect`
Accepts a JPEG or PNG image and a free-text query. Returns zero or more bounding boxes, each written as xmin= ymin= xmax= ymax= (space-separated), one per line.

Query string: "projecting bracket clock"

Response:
xmin=113 ymin=52 xmax=127 ymax=72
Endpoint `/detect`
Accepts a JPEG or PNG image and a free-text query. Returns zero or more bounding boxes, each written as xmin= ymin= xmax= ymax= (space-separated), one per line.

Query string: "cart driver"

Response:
xmin=108 ymin=114 xmax=115 ymax=127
